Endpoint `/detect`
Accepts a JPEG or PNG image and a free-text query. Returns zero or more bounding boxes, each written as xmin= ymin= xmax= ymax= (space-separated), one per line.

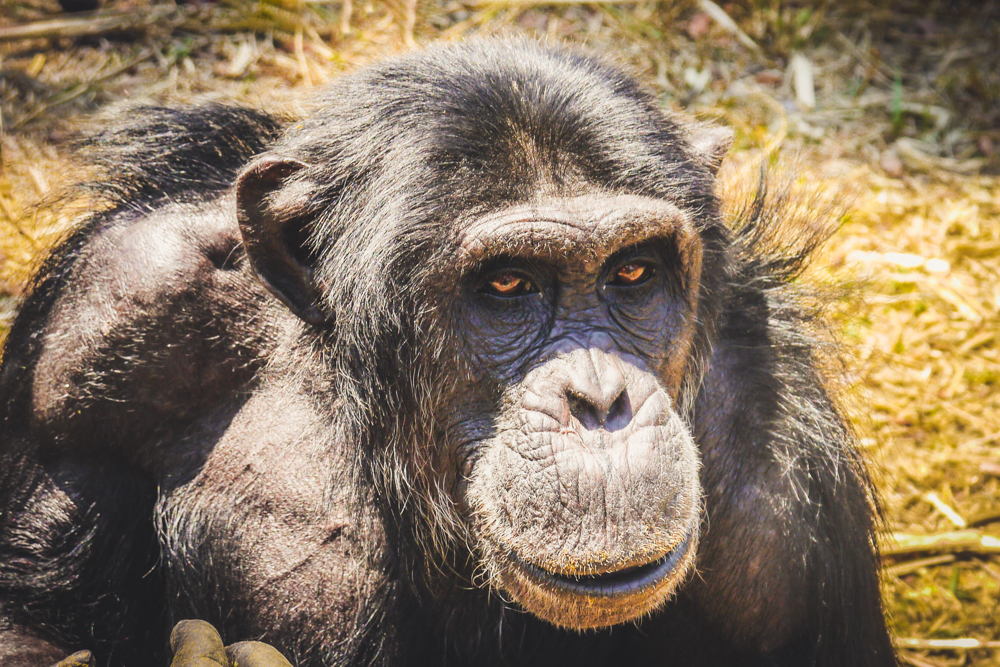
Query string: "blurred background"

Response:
xmin=0 ymin=1 xmax=998 ymax=664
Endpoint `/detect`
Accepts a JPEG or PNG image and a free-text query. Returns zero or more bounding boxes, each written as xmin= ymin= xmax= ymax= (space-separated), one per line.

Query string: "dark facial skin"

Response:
xmin=444 ymin=196 xmax=704 ymax=628
xmin=0 ymin=39 xmax=897 ymax=667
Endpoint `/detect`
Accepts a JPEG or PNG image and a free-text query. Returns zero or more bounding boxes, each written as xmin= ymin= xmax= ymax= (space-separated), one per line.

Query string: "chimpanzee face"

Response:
xmin=437 ymin=193 xmax=704 ymax=629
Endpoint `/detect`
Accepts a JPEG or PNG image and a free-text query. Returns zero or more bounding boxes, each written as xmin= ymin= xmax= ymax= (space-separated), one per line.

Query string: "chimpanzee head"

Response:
xmin=235 ymin=38 xmax=732 ymax=630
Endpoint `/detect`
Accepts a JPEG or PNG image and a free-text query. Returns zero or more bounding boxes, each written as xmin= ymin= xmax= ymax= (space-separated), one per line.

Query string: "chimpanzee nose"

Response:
xmin=565 ymin=349 xmax=630 ymax=431
xmin=569 ymin=390 xmax=629 ymax=431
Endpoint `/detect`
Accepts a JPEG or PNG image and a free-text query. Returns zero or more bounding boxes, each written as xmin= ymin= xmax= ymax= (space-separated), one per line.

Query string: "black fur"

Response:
xmin=0 ymin=39 xmax=896 ymax=667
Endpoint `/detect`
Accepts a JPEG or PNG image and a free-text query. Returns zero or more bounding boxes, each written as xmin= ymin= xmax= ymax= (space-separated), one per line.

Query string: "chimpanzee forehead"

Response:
xmin=354 ymin=41 xmax=708 ymax=207
xmin=454 ymin=193 xmax=699 ymax=269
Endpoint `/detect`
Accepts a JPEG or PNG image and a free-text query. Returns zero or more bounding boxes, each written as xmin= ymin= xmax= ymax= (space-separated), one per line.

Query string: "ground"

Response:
xmin=1 ymin=1 xmax=998 ymax=665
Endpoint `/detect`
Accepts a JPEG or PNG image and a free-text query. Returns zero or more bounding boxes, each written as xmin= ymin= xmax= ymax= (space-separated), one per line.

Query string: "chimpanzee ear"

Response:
xmin=236 ymin=157 xmax=329 ymax=325
xmin=686 ymin=122 xmax=734 ymax=176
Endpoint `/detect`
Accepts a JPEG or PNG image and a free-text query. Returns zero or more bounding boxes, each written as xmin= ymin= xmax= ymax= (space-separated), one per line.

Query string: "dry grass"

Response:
xmin=1 ymin=0 xmax=998 ymax=663
xmin=844 ymin=172 xmax=1000 ymax=667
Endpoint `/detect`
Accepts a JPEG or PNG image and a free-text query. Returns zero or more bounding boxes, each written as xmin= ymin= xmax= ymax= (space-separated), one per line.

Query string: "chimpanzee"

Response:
xmin=0 ymin=38 xmax=896 ymax=667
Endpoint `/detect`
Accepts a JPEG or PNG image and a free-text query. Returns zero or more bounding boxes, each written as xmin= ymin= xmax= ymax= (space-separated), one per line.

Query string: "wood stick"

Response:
xmin=884 ymin=554 xmax=955 ymax=578
xmin=886 ymin=531 xmax=1000 ymax=557
xmin=0 ymin=7 xmax=174 ymax=43
xmin=470 ymin=0 xmax=641 ymax=7
xmin=898 ymin=637 xmax=1000 ymax=650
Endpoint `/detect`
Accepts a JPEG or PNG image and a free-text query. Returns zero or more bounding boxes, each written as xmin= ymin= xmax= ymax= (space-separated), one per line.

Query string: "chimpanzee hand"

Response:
xmin=52 ymin=651 xmax=95 ymax=667
xmin=169 ymin=620 xmax=293 ymax=667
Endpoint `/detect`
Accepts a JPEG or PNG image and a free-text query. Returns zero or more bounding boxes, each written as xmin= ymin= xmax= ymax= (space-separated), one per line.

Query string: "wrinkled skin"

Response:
xmin=447 ymin=197 xmax=705 ymax=628
xmin=0 ymin=39 xmax=897 ymax=667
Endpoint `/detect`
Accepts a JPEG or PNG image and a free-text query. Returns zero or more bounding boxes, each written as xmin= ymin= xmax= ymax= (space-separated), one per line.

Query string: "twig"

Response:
xmin=899 ymin=653 xmax=949 ymax=667
xmin=0 ymin=7 xmax=175 ymax=42
xmin=898 ymin=638 xmax=1000 ymax=650
xmin=979 ymin=561 xmax=1000 ymax=584
xmin=886 ymin=531 xmax=1000 ymax=558
xmin=470 ymin=0 xmax=641 ymax=6
xmin=835 ymin=32 xmax=894 ymax=84
xmin=924 ymin=492 xmax=967 ymax=529
xmin=697 ymin=0 xmax=760 ymax=52
xmin=968 ymin=509 xmax=1000 ymax=529
xmin=884 ymin=554 xmax=955 ymax=578
xmin=402 ymin=0 xmax=417 ymax=47
xmin=11 ymin=49 xmax=153 ymax=130
xmin=293 ymin=28 xmax=313 ymax=86
xmin=340 ymin=0 xmax=353 ymax=35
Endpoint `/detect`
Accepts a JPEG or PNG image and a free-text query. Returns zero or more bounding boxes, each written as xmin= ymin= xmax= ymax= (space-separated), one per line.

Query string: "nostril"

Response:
xmin=568 ymin=390 xmax=631 ymax=431
xmin=604 ymin=391 xmax=630 ymax=432
xmin=569 ymin=394 xmax=603 ymax=430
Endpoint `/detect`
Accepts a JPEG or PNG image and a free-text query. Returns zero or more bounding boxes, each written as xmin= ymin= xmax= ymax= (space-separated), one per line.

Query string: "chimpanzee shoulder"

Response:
xmin=2 ymin=105 xmax=287 ymax=464
xmin=0 ymin=104 xmax=291 ymax=665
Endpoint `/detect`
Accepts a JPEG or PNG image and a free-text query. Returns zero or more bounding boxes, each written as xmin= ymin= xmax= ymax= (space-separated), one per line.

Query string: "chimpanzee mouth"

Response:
xmin=514 ymin=531 xmax=694 ymax=598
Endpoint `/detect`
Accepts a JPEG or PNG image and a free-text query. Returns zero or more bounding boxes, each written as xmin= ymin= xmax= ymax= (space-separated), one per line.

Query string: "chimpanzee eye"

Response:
xmin=482 ymin=272 xmax=536 ymax=298
xmin=608 ymin=262 xmax=653 ymax=287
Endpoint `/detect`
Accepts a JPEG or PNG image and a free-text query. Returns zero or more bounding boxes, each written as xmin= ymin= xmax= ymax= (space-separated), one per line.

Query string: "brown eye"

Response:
xmin=609 ymin=262 xmax=651 ymax=287
xmin=485 ymin=272 xmax=534 ymax=297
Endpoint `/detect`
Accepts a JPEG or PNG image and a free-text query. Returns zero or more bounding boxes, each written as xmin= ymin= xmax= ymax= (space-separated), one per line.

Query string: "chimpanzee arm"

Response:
xmin=688 ymin=285 xmax=896 ymax=666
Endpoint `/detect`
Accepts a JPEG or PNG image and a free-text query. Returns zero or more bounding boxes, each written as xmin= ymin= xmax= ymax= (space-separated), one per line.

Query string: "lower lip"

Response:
xmin=515 ymin=531 xmax=694 ymax=598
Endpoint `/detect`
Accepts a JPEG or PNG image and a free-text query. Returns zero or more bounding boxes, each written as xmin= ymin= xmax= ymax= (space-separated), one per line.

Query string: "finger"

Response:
xmin=169 ymin=620 xmax=228 ymax=667
xmin=52 ymin=650 xmax=95 ymax=667
xmin=226 ymin=641 xmax=295 ymax=667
